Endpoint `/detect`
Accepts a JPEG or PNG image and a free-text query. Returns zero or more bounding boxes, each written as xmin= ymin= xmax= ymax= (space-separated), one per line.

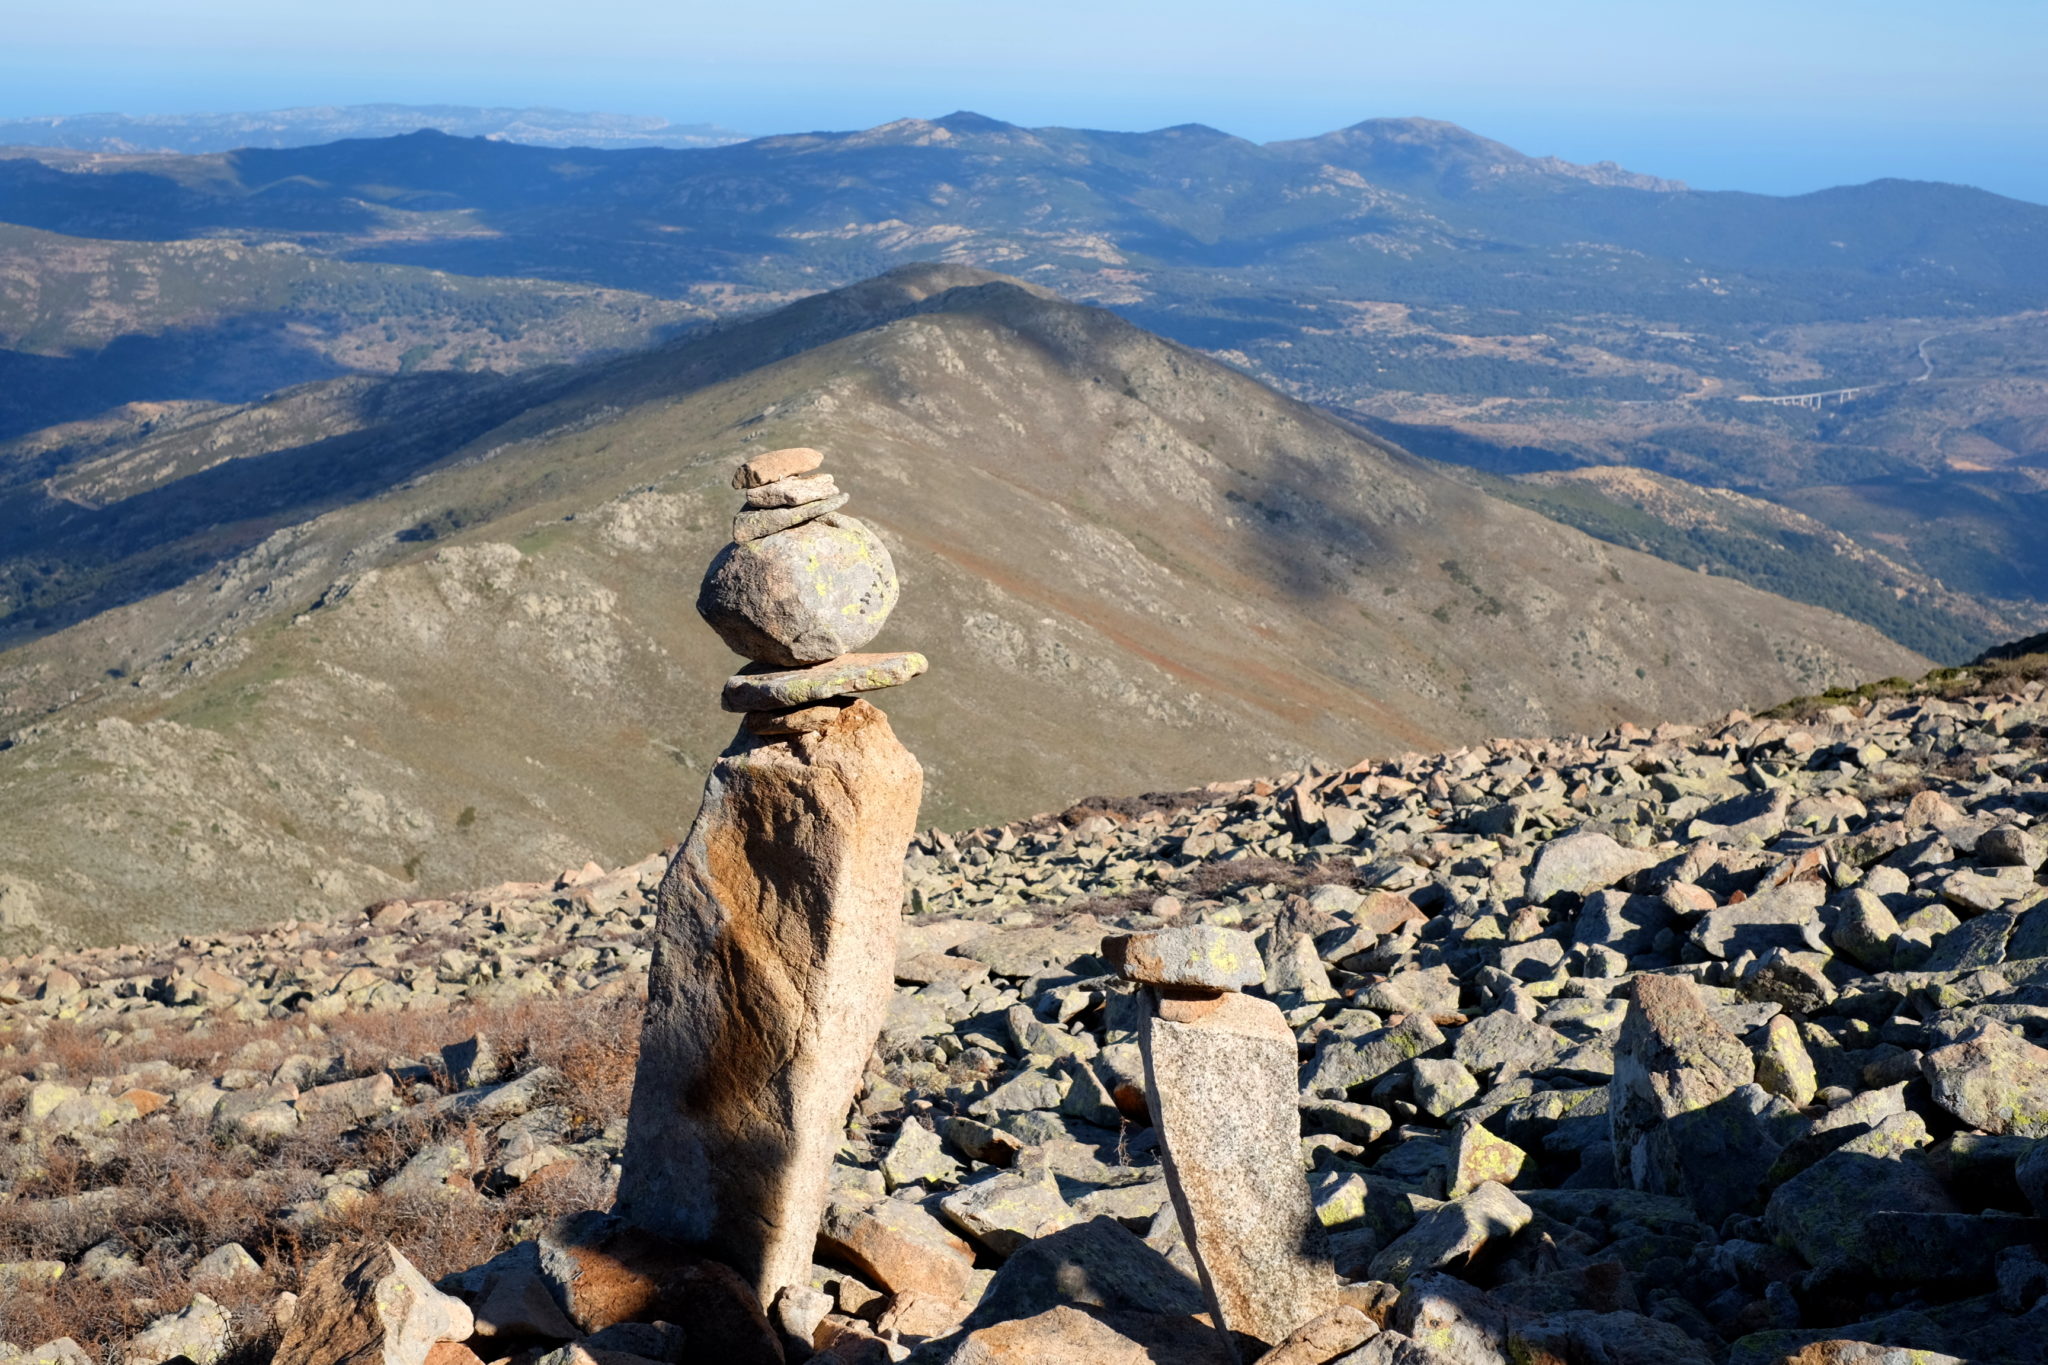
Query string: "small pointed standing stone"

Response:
xmin=1112 ymin=928 xmax=1338 ymax=1356
xmin=618 ymin=448 xmax=925 ymax=1311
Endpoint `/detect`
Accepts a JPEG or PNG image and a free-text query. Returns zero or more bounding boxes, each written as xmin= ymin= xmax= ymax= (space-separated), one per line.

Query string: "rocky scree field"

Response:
xmin=0 ymin=657 xmax=2044 ymax=1363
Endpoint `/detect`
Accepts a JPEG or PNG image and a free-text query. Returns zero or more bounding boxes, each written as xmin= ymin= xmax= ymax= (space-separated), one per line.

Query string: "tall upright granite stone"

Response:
xmin=1107 ymin=926 xmax=1339 ymax=1357
xmin=618 ymin=448 xmax=927 ymax=1311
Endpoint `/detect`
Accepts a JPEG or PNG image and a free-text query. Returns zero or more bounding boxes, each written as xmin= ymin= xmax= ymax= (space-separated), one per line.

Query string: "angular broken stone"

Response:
xmin=1142 ymin=988 xmax=1338 ymax=1349
xmin=1764 ymin=1111 xmax=1950 ymax=1278
xmin=1921 ymin=1019 xmax=2048 ymax=1137
xmin=125 ymin=1292 xmax=232 ymax=1365
xmin=1366 ymin=1182 xmax=1531 ymax=1285
xmin=616 ymin=699 xmax=923 ymax=1307
xmin=819 ymin=1192 xmax=978 ymax=1300
xmin=1105 ymin=925 xmax=1265 ymax=992
xmin=938 ymin=1169 xmax=1077 ymax=1256
xmin=699 ymin=512 xmax=899 ymax=666
xmin=1609 ymin=974 xmax=1754 ymax=1193
xmin=534 ymin=1210 xmax=782 ymax=1357
xmin=1754 ymin=1013 xmax=1817 ymax=1108
xmin=1525 ymin=830 xmax=1655 ymax=905
xmin=942 ymin=1304 xmax=1234 ymax=1365
xmin=722 ymin=652 xmax=929 ymax=712
xmin=958 ymin=1216 xmax=1205 ymax=1334
xmin=1303 ymin=1014 xmax=1445 ymax=1096
xmin=273 ymin=1243 xmax=474 ymax=1365
xmin=1446 ymin=1118 xmax=1529 ymax=1199
xmin=1254 ymin=1305 xmax=1378 ymax=1365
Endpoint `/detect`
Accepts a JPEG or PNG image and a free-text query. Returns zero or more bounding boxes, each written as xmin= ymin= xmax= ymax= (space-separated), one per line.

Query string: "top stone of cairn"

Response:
xmin=732 ymin=446 xmax=825 ymax=489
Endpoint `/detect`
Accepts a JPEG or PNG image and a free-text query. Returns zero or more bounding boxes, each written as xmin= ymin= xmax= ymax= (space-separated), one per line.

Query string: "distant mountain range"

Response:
xmin=0 ymin=112 xmax=2043 ymax=657
xmin=0 ymin=104 xmax=749 ymax=153
xmin=0 ymin=266 xmax=1923 ymax=945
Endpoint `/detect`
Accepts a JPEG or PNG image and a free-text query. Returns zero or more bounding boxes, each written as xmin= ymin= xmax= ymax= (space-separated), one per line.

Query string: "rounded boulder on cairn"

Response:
xmin=695 ymin=447 xmax=900 ymax=668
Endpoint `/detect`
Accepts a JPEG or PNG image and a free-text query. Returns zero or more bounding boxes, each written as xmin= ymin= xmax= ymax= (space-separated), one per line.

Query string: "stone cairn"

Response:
xmin=615 ymin=447 xmax=927 ymax=1313
xmin=1105 ymin=923 xmax=1341 ymax=1357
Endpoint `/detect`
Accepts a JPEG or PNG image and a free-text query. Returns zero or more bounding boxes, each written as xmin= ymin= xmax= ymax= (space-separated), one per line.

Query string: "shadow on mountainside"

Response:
xmin=0 ymin=318 xmax=359 ymax=442
xmin=0 ymin=156 xmax=385 ymax=241
xmin=0 ymin=372 xmax=523 ymax=649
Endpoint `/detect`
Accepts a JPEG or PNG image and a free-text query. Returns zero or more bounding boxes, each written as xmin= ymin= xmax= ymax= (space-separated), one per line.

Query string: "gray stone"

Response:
xmin=733 ymin=491 xmax=850 ymax=542
xmin=1980 ymin=825 xmax=2044 ymax=869
xmin=1301 ymin=1099 xmax=1394 ymax=1147
xmin=1610 ymin=973 xmax=1760 ymax=1213
xmin=1367 ymin=1181 xmax=1531 ymax=1285
xmin=1105 ymin=925 xmax=1265 ymax=992
xmin=743 ymin=473 xmax=839 ymax=509
xmin=882 ymin=1119 xmax=962 ymax=1192
xmin=957 ymin=1216 xmax=1204 ymax=1334
xmin=1143 ymin=989 xmax=1339 ymax=1348
xmin=1830 ymin=891 xmax=1900 ymax=971
xmin=1921 ymin=1019 xmax=2048 ymax=1137
xmin=1265 ymin=930 xmax=1340 ymax=1003
xmin=380 ymin=1142 xmax=472 ymax=1198
xmin=1689 ymin=788 xmax=1791 ymax=844
xmin=123 ymin=1293 xmax=232 ymax=1365
xmin=1765 ymin=1112 xmax=1952 ymax=1278
xmin=616 ymin=699 xmax=923 ymax=1308
xmin=1452 ymin=1011 xmax=1564 ymax=1079
xmin=1690 ymin=881 xmax=1827 ymax=960
xmin=1411 ymin=1058 xmax=1479 ymax=1119
xmin=2018 ymin=1140 xmax=2048 ymax=1216
xmin=441 ymin=1034 xmax=500 ymax=1089
xmin=699 ymin=512 xmax=898 ymax=666
xmin=272 ymin=1243 xmax=473 ymax=1365
xmin=721 ymin=651 xmax=928 ymax=712
xmin=1303 ymin=1015 xmax=1446 ymax=1096
xmin=1526 ymin=831 xmax=1656 ymax=905
xmin=938 ymin=1170 xmax=1078 ymax=1256
xmin=818 ymin=1192 xmax=977 ymax=1299
xmin=1573 ymin=890 xmax=1673 ymax=959
xmin=191 ymin=1243 xmax=261 ymax=1283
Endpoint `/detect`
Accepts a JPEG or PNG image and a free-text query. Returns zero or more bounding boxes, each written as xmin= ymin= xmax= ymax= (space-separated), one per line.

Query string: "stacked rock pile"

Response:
xmin=0 ymin=673 xmax=2043 ymax=1362
xmin=696 ymin=446 xmax=926 ymax=730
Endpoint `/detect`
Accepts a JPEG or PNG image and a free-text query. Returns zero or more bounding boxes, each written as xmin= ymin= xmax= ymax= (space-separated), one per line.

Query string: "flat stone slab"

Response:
xmin=723 ymin=651 xmax=928 ymax=712
xmin=1104 ymin=925 xmax=1264 ymax=992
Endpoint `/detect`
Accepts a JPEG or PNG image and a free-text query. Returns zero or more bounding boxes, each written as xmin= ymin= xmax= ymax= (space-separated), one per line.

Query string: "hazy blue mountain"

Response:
xmin=0 ymin=104 xmax=748 ymax=154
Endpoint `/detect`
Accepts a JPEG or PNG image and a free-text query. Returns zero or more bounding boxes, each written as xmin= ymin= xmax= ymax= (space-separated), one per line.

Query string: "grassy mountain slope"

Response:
xmin=0 ymin=266 xmax=1925 ymax=946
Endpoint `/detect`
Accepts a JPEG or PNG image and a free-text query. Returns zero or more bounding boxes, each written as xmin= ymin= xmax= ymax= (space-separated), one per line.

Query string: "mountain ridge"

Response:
xmin=0 ymin=264 xmax=1924 ymax=947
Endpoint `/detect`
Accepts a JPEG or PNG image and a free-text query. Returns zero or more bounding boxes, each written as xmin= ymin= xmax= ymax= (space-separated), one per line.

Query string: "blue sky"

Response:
xmin=5 ymin=0 xmax=2044 ymax=201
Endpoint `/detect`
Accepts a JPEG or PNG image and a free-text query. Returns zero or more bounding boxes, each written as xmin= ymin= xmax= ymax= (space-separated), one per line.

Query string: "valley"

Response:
xmin=2 ymin=114 xmax=2044 ymax=657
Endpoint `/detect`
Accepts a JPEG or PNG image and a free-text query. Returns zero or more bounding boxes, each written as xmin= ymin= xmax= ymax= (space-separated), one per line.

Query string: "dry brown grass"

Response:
xmin=0 ymin=991 xmax=643 ymax=1357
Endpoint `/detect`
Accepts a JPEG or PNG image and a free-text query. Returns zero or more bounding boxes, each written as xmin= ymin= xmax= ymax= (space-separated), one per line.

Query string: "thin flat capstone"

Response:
xmin=723 ymin=652 xmax=929 ymax=713
xmin=733 ymin=446 xmax=824 ymax=489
